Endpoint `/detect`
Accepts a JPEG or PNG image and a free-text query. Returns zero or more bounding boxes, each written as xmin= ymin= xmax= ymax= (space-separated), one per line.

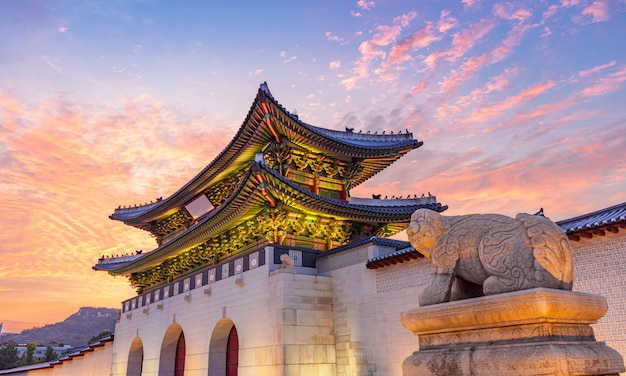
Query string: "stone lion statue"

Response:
xmin=279 ymin=253 xmax=295 ymax=269
xmin=407 ymin=209 xmax=573 ymax=306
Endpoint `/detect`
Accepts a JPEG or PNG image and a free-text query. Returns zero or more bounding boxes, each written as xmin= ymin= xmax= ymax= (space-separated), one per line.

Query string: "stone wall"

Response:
xmin=324 ymin=244 xmax=430 ymax=376
xmin=110 ymin=245 xmax=335 ymax=376
xmin=0 ymin=340 xmax=113 ymax=376
xmin=570 ymin=231 xmax=626 ymax=367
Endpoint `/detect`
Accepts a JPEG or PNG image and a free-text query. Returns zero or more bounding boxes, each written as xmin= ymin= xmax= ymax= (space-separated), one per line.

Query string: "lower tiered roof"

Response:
xmin=95 ymin=159 xmax=445 ymax=289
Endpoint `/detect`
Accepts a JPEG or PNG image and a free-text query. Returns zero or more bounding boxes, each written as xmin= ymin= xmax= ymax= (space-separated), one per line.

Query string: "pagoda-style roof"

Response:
xmin=110 ymin=83 xmax=422 ymax=228
xmin=95 ymin=160 xmax=446 ymax=277
xmin=557 ymin=201 xmax=626 ymax=241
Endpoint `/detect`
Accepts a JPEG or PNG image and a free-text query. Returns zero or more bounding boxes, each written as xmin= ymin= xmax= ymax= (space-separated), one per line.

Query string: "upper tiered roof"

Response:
xmin=95 ymin=83 xmax=444 ymax=290
xmin=111 ymin=83 xmax=422 ymax=228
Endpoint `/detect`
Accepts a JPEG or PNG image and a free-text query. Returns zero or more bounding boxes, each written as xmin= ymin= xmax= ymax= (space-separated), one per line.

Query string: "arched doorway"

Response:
xmin=127 ymin=337 xmax=143 ymax=376
xmin=159 ymin=323 xmax=185 ymax=375
xmin=209 ymin=318 xmax=239 ymax=375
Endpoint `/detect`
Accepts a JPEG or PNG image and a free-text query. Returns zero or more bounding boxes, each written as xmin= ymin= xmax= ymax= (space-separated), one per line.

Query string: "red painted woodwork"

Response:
xmin=226 ymin=326 xmax=239 ymax=376
xmin=174 ymin=332 xmax=185 ymax=376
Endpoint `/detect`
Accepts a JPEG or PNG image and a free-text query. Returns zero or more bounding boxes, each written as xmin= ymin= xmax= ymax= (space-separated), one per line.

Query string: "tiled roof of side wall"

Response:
xmin=557 ymin=201 xmax=626 ymax=241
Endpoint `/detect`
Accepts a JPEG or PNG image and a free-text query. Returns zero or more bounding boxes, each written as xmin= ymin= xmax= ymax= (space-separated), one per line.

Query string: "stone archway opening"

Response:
xmin=159 ymin=323 xmax=184 ymax=376
xmin=127 ymin=336 xmax=144 ymax=376
xmin=209 ymin=318 xmax=239 ymax=376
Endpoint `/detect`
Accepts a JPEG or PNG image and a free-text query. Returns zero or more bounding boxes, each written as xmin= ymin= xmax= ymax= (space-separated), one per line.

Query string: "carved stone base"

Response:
xmin=401 ymin=288 xmax=624 ymax=376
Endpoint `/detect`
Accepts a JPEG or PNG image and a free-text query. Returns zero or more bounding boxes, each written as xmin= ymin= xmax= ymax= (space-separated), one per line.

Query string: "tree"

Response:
xmin=88 ymin=330 xmax=113 ymax=345
xmin=44 ymin=346 xmax=58 ymax=362
xmin=0 ymin=340 xmax=20 ymax=370
xmin=20 ymin=343 xmax=38 ymax=366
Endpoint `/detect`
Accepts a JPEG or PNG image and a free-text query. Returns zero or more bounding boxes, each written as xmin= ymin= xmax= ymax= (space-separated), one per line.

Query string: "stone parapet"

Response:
xmin=401 ymin=288 xmax=625 ymax=376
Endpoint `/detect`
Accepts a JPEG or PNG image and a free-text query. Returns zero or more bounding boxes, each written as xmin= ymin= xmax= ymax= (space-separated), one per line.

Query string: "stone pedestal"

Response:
xmin=401 ymin=288 xmax=624 ymax=376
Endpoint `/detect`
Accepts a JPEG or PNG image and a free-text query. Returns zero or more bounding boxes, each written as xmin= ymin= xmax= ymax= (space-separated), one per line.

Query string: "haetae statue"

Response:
xmin=407 ymin=209 xmax=574 ymax=306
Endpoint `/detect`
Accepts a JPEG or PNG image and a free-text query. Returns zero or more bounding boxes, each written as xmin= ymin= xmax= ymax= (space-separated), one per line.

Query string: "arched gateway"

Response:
xmin=159 ymin=323 xmax=185 ymax=375
xmin=209 ymin=318 xmax=238 ymax=375
xmin=126 ymin=337 xmax=143 ymax=376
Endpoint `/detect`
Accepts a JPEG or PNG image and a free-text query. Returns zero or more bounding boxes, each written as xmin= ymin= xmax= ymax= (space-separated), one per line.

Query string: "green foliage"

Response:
xmin=0 ymin=340 xmax=20 ymax=370
xmin=44 ymin=346 xmax=58 ymax=362
xmin=20 ymin=343 xmax=38 ymax=366
xmin=88 ymin=330 xmax=113 ymax=345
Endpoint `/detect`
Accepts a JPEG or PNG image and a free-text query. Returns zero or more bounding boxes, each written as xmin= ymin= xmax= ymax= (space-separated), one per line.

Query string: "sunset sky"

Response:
xmin=1 ymin=0 xmax=625 ymax=333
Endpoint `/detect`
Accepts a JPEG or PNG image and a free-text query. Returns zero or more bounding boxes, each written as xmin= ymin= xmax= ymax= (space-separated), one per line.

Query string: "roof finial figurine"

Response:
xmin=346 ymin=127 xmax=354 ymax=133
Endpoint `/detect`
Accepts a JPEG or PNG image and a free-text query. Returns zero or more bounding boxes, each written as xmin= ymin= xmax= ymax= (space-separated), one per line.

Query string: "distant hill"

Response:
xmin=1 ymin=307 xmax=119 ymax=348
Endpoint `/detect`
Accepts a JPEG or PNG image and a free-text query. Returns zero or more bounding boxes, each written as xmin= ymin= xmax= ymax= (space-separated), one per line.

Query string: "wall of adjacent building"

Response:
xmin=0 ymin=341 xmax=113 ymax=376
xmin=570 ymin=231 xmax=626 ymax=365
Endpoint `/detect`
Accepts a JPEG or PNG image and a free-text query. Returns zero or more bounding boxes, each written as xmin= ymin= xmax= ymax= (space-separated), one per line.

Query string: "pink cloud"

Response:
xmin=578 ymin=61 xmax=616 ymax=77
xmin=357 ymin=0 xmax=375 ymax=11
xmin=341 ymin=10 xmax=418 ymax=89
xmin=454 ymin=66 xmax=520 ymax=108
xmin=577 ymin=65 xmax=626 ymax=98
xmin=465 ymin=80 xmax=556 ymax=124
xmin=581 ymin=0 xmax=611 ymax=23
xmin=493 ymin=3 xmax=532 ymax=22
xmin=383 ymin=22 xmax=440 ymax=68
xmin=355 ymin=122 xmax=626 ymax=222
xmin=325 ymin=32 xmax=349 ymax=45
xmin=437 ymin=19 xmax=534 ymax=97
xmin=437 ymin=10 xmax=458 ymax=33
xmin=462 ymin=0 xmax=479 ymax=7
xmin=423 ymin=18 xmax=498 ymax=70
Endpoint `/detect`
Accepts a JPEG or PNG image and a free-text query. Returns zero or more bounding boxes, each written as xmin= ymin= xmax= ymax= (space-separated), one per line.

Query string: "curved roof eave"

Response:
xmin=110 ymin=83 xmax=423 ymax=225
xmin=97 ymin=161 xmax=445 ymax=275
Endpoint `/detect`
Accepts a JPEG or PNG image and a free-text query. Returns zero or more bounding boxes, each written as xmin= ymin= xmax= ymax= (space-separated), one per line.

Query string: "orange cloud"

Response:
xmin=354 ymin=122 xmax=626 ymax=222
xmin=0 ymin=91 xmax=235 ymax=332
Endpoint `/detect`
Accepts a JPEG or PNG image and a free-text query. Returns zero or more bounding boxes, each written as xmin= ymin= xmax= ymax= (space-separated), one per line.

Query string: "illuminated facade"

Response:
xmin=1 ymin=85 xmax=624 ymax=376
xmin=93 ymin=83 xmax=446 ymax=375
